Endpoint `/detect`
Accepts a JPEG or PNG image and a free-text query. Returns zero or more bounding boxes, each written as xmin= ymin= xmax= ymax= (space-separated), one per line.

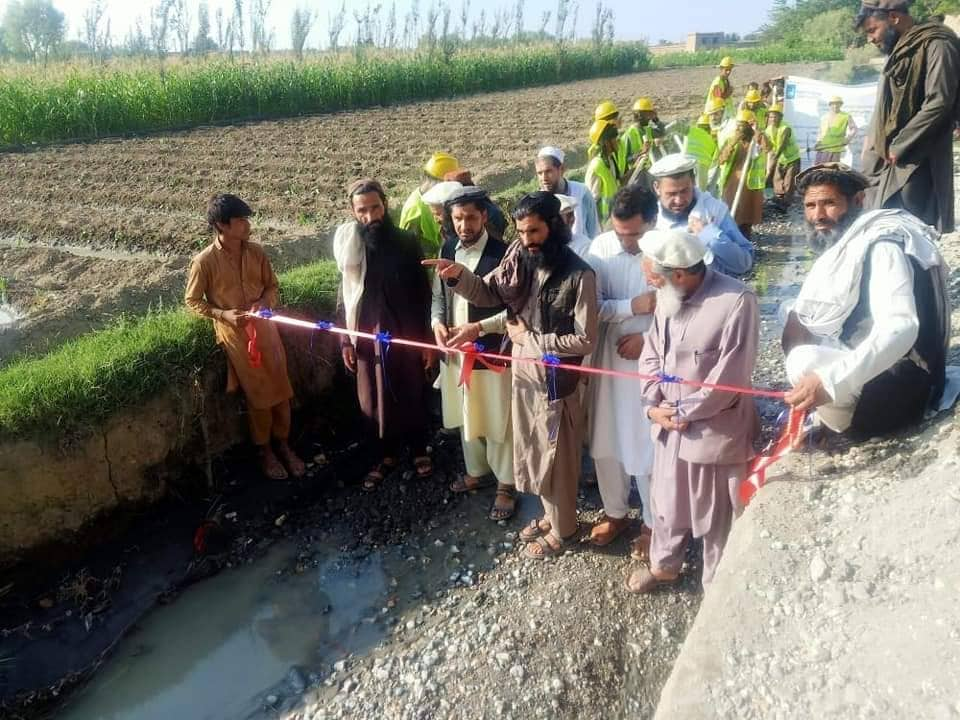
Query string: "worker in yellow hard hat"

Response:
xmin=717 ymin=108 xmax=769 ymax=238
xmin=594 ymin=100 xmax=620 ymax=124
xmin=399 ymin=152 xmax=459 ymax=258
xmin=705 ymin=56 xmax=736 ymax=119
xmin=764 ymin=103 xmax=801 ymax=207
xmin=589 ymin=101 xmax=630 ymax=178
xmin=624 ymin=96 xmax=666 ymax=169
xmin=585 ymin=120 xmax=621 ymax=222
xmin=739 ymin=85 xmax=768 ymax=131
xmin=814 ymin=95 xmax=858 ymax=163
xmin=704 ymin=97 xmax=727 ymax=139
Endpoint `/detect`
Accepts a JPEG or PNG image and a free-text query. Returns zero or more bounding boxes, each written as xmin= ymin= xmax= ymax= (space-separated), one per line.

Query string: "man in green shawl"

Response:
xmin=858 ymin=0 xmax=960 ymax=233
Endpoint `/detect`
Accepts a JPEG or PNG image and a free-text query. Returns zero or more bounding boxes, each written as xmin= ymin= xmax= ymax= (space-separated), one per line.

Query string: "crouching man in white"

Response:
xmin=783 ymin=163 xmax=950 ymax=436
xmin=585 ymin=184 xmax=658 ymax=550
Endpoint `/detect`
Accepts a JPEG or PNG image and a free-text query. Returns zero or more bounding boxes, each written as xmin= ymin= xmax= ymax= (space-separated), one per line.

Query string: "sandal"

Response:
xmin=624 ymin=564 xmax=679 ymax=594
xmin=362 ymin=458 xmax=397 ymax=492
xmin=488 ymin=485 xmax=517 ymax=522
xmin=413 ymin=455 xmax=433 ymax=479
xmin=261 ymin=451 xmax=288 ymax=481
xmin=589 ymin=515 xmax=632 ymax=547
xmin=277 ymin=444 xmax=306 ymax=478
xmin=449 ymin=474 xmax=496 ymax=493
xmin=523 ymin=531 xmax=576 ymax=560
xmin=519 ymin=517 xmax=552 ymax=543
xmin=630 ymin=525 xmax=653 ymax=561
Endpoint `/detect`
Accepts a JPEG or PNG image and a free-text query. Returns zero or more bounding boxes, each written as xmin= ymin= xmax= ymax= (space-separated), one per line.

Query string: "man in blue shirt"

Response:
xmin=649 ymin=154 xmax=754 ymax=277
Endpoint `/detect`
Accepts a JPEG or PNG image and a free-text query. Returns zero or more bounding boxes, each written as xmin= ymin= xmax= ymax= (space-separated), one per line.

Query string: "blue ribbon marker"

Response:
xmin=655 ymin=371 xmax=683 ymax=384
xmin=316 ymin=320 xmax=334 ymax=331
xmin=257 ymin=308 xmax=274 ymax=319
xmin=543 ymin=354 xmax=561 ymax=402
xmin=472 ymin=341 xmax=486 ymax=353
xmin=376 ymin=330 xmax=393 ymax=397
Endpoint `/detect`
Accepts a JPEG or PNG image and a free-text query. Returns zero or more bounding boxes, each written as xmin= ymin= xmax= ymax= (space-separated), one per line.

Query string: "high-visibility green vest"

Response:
xmin=705 ymin=76 xmax=735 ymax=117
xmin=685 ymin=126 xmax=718 ymax=190
xmin=615 ymin=134 xmax=630 ymax=179
xmin=719 ymin=141 xmax=767 ymax=193
xmin=585 ymin=155 xmax=618 ymax=221
xmin=818 ymin=112 xmax=850 ymax=153
xmin=765 ymin=122 xmax=800 ymax=166
xmin=399 ymin=188 xmax=441 ymax=259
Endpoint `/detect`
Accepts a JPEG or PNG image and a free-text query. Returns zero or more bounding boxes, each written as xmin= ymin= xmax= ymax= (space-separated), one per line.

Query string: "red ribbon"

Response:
xmin=245 ymin=322 xmax=262 ymax=368
xmin=458 ymin=345 xmax=506 ymax=390
xmin=739 ymin=407 xmax=806 ymax=506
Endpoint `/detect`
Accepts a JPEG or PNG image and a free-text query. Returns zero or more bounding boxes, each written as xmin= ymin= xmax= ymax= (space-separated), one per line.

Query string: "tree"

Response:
xmin=193 ymin=1 xmax=216 ymax=55
xmin=590 ymin=1 xmax=613 ymax=48
xmin=514 ymin=0 xmax=525 ymax=43
xmin=125 ymin=16 xmax=150 ymax=56
xmin=149 ymin=0 xmax=175 ymax=59
xmin=384 ymin=1 xmax=397 ymax=49
xmin=171 ymin=0 xmax=192 ymax=55
xmin=459 ymin=0 xmax=469 ymax=39
xmin=233 ymin=0 xmax=245 ymax=52
xmin=250 ymin=0 xmax=272 ymax=54
xmin=2 ymin=0 xmax=66 ymax=64
xmin=554 ymin=0 xmax=570 ymax=46
xmin=82 ymin=0 xmax=110 ymax=63
xmin=327 ymin=1 xmax=346 ymax=51
xmin=290 ymin=6 xmax=313 ymax=60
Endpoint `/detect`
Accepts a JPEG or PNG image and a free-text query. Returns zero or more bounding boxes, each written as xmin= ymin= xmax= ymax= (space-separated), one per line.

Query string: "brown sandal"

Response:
xmin=589 ymin=515 xmax=632 ymax=547
xmin=624 ymin=565 xmax=679 ymax=594
xmin=362 ymin=458 xmax=397 ymax=492
xmin=519 ymin=517 xmax=551 ymax=543
xmin=414 ymin=455 xmax=433 ymax=479
xmin=449 ymin=474 xmax=495 ymax=493
xmin=488 ymin=485 xmax=517 ymax=522
xmin=261 ymin=451 xmax=288 ymax=481
xmin=630 ymin=525 xmax=653 ymax=561
xmin=523 ymin=531 xmax=576 ymax=560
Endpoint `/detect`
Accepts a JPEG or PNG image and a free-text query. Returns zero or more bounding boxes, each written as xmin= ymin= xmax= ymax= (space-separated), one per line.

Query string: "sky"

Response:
xmin=0 ymin=0 xmax=777 ymax=50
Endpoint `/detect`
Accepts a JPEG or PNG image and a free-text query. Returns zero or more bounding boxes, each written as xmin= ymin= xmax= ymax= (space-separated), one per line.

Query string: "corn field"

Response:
xmin=652 ymin=43 xmax=843 ymax=69
xmin=0 ymin=43 xmax=651 ymax=146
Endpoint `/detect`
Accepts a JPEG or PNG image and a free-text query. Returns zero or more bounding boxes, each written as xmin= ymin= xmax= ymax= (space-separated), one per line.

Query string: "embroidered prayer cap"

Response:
xmin=796 ymin=163 xmax=871 ymax=195
xmin=639 ymin=229 xmax=709 ymax=270
xmin=445 ymin=185 xmax=490 ymax=208
xmin=649 ymin=153 xmax=698 ymax=179
xmin=554 ymin=193 xmax=579 ymax=213
xmin=537 ymin=146 xmax=566 ymax=165
xmin=422 ymin=181 xmax=464 ymax=206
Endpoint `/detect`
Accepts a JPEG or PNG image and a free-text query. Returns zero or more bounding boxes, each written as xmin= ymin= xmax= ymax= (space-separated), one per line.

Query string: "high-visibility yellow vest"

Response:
xmin=719 ymin=141 xmax=767 ymax=193
xmin=818 ymin=112 xmax=850 ymax=153
xmin=705 ymin=76 xmax=735 ymax=117
xmin=585 ymin=155 xmax=619 ymax=221
xmin=685 ymin=126 xmax=718 ymax=190
xmin=765 ymin=122 xmax=800 ymax=166
xmin=614 ymin=135 xmax=630 ymax=179
xmin=623 ymin=124 xmax=643 ymax=159
xmin=399 ymin=188 xmax=441 ymax=258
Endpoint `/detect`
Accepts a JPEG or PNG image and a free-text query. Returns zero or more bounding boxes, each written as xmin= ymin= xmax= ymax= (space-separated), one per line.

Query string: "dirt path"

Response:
xmin=0 ymin=62 xmax=820 ymax=361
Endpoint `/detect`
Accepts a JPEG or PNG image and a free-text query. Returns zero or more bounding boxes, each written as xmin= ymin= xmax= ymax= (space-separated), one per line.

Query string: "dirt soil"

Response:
xmin=0 ymin=62 xmax=819 ymax=360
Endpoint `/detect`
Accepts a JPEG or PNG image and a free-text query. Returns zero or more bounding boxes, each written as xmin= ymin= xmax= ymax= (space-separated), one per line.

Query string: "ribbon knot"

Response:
xmin=245 ymin=322 xmax=262 ymax=368
xmin=256 ymin=308 xmax=274 ymax=319
xmin=316 ymin=320 xmax=334 ymax=331
xmin=655 ymin=371 xmax=683 ymax=384
xmin=458 ymin=341 xmax=505 ymax=389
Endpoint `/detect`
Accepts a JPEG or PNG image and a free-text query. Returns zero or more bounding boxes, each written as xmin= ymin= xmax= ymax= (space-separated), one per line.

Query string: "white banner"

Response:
xmin=783 ymin=75 xmax=879 ymax=171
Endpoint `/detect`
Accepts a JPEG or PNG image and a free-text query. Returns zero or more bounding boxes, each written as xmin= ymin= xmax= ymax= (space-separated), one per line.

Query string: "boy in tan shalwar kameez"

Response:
xmin=185 ymin=194 xmax=305 ymax=481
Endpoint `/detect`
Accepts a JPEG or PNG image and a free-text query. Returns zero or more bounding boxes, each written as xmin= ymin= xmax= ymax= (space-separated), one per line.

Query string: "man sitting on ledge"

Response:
xmin=783 ymin=163 xmax=950 ymax=436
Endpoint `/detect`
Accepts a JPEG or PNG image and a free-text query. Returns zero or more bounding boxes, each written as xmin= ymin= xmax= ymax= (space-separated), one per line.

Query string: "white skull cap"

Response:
xmin=639 ymin=229 xmax=710 ymax=269
xmin=537 ymin=146 xmax=566 ymax=164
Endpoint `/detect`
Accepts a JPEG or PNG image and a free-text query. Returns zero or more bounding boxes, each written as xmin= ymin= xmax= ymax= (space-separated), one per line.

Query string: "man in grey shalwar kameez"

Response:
xmin=629 ymin=230 xmax=760 ymax=592
xmin=425 ymin=192 xmax=599 ymax=560
xmin=857 ymin=0 xmax=960 ymax=233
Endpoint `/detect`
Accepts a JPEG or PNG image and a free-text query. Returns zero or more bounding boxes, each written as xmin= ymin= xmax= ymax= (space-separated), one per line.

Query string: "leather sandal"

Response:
xmin=449 ymin=474 xmax=496 ymax=493
xmin=523 ymin=529 xmax=577 ymax=560
xmin=362 ymin=458 xmax=397 ymax=492
xmin=519 ymin=517 xmax=551 ymax=543
xmin=624 ymin=565 xmax=679 ymax=594
xmin=630 ymin=525 xmax=653 ymax=561
xmin=589 ymin=515 xmax=632 ymax=547
xmin=413 ymin=455 xmax=433 ymax=479
xmin=488 ymin=485 xmax=517 ymax=522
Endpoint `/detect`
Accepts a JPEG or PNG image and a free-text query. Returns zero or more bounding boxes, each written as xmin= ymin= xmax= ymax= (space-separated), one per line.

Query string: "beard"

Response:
xmin=880 ymin=26 xmax=900 ymax=55
xmin=655 ymin=279 xmax=685 ymax=318
xmin=660 ymin=196 xmax=696 ymax=224
xmin=520 ymin=236 xmax=564 ymax=271
xmin=805 ymin=206 xmax=861 ymax=252
xmin=359 ymin=213 xmax=394 ymax=250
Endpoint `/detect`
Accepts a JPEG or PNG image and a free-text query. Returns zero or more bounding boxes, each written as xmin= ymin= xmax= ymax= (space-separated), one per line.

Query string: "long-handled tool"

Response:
xmin=730 ymin=137 xmax=756 ymax=218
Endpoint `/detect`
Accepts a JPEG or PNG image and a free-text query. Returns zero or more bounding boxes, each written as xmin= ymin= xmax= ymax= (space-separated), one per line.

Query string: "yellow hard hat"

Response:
xmin=744 ymin=89 xmax=762 ymax=104
xmin=632 ymin=97 xmax=655 ymax=112
xmin=829 ymin=95 xmax=843 ymax=105
xmin=717 ymin=56 xmax=735 ymax=69
xmin=423 ymin=152 xmax=459 ymax=180
xmin=769 ymin=103 xmax=784 ymax=114
xmin=705 ymin=98 xmax=726 ymax=115
xmin=736 ymin=109 xmax=756 ymax=124
xmin=594 ymin=100 xmax=619 ymax=121
xmin=589 ymin=119 xmax=615 ymax=146
xmin=696 ymin=114 xmax=712 ymax=126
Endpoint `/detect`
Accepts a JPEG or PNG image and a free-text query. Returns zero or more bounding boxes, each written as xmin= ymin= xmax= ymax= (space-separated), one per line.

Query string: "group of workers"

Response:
xmin=185 ymin=0 xmax=957 ymax=593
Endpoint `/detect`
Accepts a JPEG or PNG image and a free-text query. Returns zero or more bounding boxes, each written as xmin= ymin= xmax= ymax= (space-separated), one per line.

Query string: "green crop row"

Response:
xmin=0 ymin=44 xmax=651 ymax=146
xmin=0 ymin=259 xmax=340 ymax=439
xmin=652 ymin=43 xmax=844 ymax=69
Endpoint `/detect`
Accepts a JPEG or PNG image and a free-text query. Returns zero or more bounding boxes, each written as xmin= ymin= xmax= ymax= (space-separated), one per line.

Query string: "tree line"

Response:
xmin=0 ymin=0 xmax=621 ymax=65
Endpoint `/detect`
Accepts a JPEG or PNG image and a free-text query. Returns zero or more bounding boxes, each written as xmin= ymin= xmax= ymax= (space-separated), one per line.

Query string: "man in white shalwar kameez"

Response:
xmin=586 ymin=185 xmax=659 ymax=549
xmin=431 ymin=186 xmax=516 ymax=520
xmin=556 ymin=193 xmax=593 ymax=260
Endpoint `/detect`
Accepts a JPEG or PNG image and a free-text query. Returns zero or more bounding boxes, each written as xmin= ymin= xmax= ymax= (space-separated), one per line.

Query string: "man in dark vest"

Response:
xmin=431 ymin=187 xmax=517 ymax=521
xmin=424 ymin=192 xmax=599 ymax=560
xmin=782 ymin=164 xmax=950 ymax=436
xmin=857 ymin=0 xmax=960 ymax=232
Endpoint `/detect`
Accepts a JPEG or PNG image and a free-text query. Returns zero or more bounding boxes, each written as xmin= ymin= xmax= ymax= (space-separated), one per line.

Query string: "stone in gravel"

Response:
xmin=495 ymin=652 xmax=511 ymax=667
xmin=809 ymin=553 xmax=829 ymax=583
xmin=333 ymin=660 xmax=347 ymax=673
xmin=509 ymin=664 xmax=525 ymax=681
xmin=265 ymin=694 xmax=279 ymax=706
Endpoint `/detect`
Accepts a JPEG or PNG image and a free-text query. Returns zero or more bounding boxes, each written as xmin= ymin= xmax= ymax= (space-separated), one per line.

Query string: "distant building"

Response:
xmin=649 ymin=31 xmax=760 ymax=57
xmin=687 ymin=32 xmax=725 ymax=51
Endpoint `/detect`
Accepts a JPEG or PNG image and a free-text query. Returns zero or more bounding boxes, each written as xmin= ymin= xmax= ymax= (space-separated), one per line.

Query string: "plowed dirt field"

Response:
xmin=0 ymin=62 xmax=819 ymax=359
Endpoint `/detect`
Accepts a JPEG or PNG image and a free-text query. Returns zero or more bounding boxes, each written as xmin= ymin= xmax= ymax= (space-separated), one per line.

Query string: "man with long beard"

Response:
xmin=628 ymin=229 xmax=760 ymax=593
xmin=424 ymin=192 xmax=599 ymax=560
xmin=782 ymin=164 xmax=950 ymax=436
xmin=334 ymin=178 xmax=435 ymax=491
xmin=650 ymin=154 xmax=754 ymax=277
xmin=857 ymin=0 xmax=960 ymax=232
